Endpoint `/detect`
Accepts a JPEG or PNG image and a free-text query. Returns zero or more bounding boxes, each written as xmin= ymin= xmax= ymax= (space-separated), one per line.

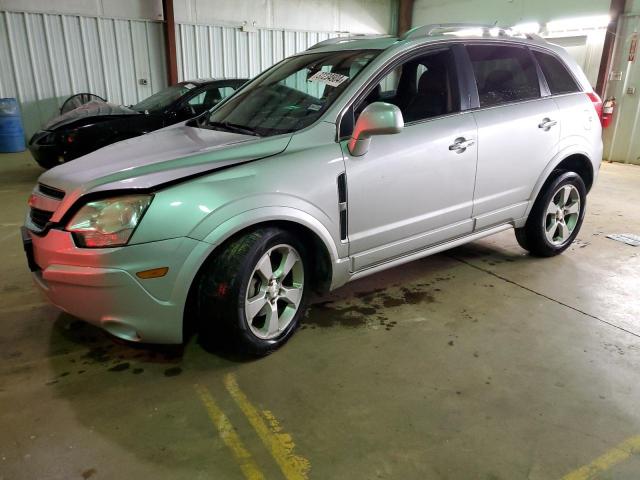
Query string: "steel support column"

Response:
xmin=162 ymin=0 xmax=179 ymax=85
xmin=596 ymin=0 xmax=626 ymax=97
xmin=397 ymin=0 xmax=414 ymax=37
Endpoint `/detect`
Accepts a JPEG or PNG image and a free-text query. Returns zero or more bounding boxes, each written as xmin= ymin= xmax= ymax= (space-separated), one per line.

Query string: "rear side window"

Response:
xmin=533 ymin=51 xmax=580 ymax=95
xmin=467 ymin=45 xmax=540 ymax=107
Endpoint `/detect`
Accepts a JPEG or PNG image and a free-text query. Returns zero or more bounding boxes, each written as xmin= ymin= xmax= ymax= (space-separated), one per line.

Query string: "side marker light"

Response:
xmin=136 ymin=267 xmax=169 ymax=279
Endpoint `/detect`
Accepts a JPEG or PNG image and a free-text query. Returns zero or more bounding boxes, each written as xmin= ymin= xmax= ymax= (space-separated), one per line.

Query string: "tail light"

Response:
xmin=587 ymin=92 xmax=603 ymax=123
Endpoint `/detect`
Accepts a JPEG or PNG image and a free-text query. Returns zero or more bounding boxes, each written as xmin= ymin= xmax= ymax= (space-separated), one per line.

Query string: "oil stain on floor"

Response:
xmin=301 ymin=275 xmax=453 ymax=330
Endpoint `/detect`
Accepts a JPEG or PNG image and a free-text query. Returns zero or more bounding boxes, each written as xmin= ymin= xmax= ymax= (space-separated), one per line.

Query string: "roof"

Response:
xmin=306 ymin=36 xmax=398 ymax=53
xmin=305 ymin=24 xmax=550 ymax=54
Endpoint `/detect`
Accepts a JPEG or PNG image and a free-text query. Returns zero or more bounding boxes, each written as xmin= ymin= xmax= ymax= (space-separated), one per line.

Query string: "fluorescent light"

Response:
xmin=546 ymin=15 xmax=610 ymax=31
xmin=443 ymin=28 xmax=484 ymax=37
xmin=512 ymin=22 xmax=541 ymax=34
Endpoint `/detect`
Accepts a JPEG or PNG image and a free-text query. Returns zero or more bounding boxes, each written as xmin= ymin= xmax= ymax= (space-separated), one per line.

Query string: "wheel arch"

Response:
xmin=236 ymin=218 xmax=336 ymax=294
xmin=554 ymin=153 xmax=594 ymax=192
xmin=182 ymin=210 xmax=341 ymax=337
xmin=524 ymin=150 xmax=596 ymax=220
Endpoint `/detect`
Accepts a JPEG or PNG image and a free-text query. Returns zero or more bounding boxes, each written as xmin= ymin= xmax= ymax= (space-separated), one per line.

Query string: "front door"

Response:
xmin=343 ymin=48 xmax=478 ymax=271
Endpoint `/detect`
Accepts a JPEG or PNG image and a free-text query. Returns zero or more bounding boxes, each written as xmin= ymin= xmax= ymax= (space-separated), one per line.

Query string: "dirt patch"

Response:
xmin=302 ymin=302 xmax=374 ymax=329
xmin=108 ymin=362 xmax=130 ymax=372
xmin=82 ymin=346 xmax=112 ymax=364
xmin=381 ymin=295 xmax=405 ymax=308
xmin=401 ymin=288 xmax=435 ymax=304
xmin=82 ymin=468 xmax=97 ymax=479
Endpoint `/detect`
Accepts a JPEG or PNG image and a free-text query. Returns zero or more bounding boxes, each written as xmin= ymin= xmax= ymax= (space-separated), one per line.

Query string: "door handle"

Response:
xmin=538 ymin=118 xmax=557 ymax=131
xmin=449 ymin=137 xmax=475 ymax=153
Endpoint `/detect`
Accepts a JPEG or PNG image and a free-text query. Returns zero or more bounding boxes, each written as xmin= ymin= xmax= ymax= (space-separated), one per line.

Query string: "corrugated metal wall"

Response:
xmin=603 ymin=14 xmax=640 ymax=164
xmin=175 ymin=22 xmax=344 ymax=81
xmin=0 ymin=9 xmax=352 ymax=139
xmin=0 ymin=10 xmax=167 ymax=137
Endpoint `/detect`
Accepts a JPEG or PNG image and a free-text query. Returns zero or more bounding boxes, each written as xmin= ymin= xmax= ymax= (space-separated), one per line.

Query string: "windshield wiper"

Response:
xmin=207 ymin=121 xmax=261 ymax=137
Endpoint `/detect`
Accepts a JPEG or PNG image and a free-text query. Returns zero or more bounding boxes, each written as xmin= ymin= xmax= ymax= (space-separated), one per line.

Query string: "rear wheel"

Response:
xmin=515 ymin=172 xmax=586 ymax=257
xmin=197 ymin=227 xmax=309 ymax=356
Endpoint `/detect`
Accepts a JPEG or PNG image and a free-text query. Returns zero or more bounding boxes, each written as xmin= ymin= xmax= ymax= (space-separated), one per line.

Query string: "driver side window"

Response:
xmin=182 ymin=85 xmax=236 ymax=118
xmin=188 ymin=86 xmax=228 ymax=109
xmin=355 ymin=48 xmax=459 ymax=124
xmin=188 ymin=91 xmax=207 ymax=106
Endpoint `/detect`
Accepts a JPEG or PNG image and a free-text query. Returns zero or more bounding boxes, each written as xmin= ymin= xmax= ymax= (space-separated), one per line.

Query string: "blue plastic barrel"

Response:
xmin=0 ymin=98 xmax=26 ymax=153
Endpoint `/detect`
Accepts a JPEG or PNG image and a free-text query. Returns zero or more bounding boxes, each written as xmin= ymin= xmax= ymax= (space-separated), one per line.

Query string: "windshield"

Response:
xmin=132 ymin=83 xmax=198 ymax=113
xmin=201 ymin=50 xmax=380 ymax=136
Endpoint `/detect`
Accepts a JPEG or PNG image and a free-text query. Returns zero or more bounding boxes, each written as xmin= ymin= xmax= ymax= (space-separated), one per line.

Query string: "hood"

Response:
xmin=43 ymin=101 xmax=139 ymax=130
xmin=39 ymin=125 xmax=292 ymax=222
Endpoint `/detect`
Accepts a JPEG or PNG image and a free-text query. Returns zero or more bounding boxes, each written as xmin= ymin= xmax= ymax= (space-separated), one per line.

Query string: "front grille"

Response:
xmin=30 ymin=207 xmax=53 ymax=230
xmin=38 ymin=183 xmax=65 ymax=199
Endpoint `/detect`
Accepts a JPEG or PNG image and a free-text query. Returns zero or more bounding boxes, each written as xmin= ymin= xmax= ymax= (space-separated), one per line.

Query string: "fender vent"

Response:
xmin=337 ymin=173 xmax=347 ymax=241
xmin=38 ymin=183 xmax=65 ymax=199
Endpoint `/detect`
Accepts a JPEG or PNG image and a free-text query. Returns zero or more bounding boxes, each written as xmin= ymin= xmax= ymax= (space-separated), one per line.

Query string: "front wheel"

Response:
xmin=515 ymin=172 xmax=587 ymax=257
xmin=197 ymin=228 xmax=309 ymax=356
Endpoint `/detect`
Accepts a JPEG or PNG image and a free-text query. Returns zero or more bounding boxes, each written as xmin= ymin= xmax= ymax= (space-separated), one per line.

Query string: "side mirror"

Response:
xmin=348 ymin=102 xmax=404 ymax=157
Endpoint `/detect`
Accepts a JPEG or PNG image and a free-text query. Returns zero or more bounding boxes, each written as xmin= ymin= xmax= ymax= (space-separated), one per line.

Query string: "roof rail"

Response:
xmin=524 ymin=32 xmax=546 ymax=42
xmin=308 ymin=34 xmax=392 ymax=50
xmin=401 ymin=23 xmax=546 ymax=42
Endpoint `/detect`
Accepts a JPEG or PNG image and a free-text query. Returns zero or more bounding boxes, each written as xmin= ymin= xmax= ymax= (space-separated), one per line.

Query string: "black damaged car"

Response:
xmin=29 ymin=78 xmax=247 ymax=169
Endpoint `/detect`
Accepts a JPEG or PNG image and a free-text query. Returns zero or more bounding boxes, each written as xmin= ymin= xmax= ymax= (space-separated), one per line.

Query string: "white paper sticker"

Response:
xmin=183 ymin=83 xmax=197 ymax=90
xmin=308 ymin=104 xmax=322 ymax=111
xmin=308 ymin=71 xmax=349 ymax=87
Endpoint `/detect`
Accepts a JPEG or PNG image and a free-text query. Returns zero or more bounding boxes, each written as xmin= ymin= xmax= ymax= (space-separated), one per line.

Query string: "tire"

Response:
xmin=197 ymin=227 xmax=310 ymax=356
xmin=34 ymin=158 xmax=59 ymax=170
xmin=32 ymin=153 xmax=63 ymax=170
xmin=515 ymin=172 xmax=587 ymax=257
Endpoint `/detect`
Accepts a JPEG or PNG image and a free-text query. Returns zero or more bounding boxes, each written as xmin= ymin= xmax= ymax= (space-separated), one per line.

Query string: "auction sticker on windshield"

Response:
xmin=308 ymin=71 xmax=349 ymax=87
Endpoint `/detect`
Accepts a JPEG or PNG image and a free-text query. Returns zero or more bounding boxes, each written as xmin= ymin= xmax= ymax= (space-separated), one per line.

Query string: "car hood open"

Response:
xmin=39 ymin=124 xmax=292 ymax=222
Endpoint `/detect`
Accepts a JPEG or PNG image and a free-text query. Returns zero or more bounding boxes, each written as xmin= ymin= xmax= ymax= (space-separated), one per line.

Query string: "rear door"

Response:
xmin=532 ymin=48 xmax=599 ymax=157
xmin=468 ymin=44 xmax=560 ymax=229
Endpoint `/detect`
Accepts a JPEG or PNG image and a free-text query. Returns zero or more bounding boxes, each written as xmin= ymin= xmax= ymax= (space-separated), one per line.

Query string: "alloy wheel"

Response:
xmin=244 ymin=244 xmax=305 ymax=340
xmin=544 ymin=184 xmax=581 ymax=246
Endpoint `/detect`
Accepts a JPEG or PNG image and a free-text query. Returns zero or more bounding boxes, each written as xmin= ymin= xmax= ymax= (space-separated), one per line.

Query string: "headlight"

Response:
xmin=66 ymin=194 xmax=153 ymax=248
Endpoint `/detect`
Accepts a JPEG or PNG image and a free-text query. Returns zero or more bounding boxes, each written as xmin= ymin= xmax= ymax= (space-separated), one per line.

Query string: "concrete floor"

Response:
xmin=1 ymin=151 xmax=640 ymax=480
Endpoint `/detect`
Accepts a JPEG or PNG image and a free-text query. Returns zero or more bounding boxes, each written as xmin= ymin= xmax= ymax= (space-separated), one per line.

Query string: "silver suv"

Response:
xmin=23 ymin=24 xmax=603 ymax=355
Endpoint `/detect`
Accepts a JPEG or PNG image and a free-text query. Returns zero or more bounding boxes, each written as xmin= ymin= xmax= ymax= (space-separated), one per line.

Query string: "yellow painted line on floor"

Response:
xmin=562 ymin=435 xmax=640 ymax=480
xmin=194 ymin=384 xmax=266 ymax=480
xmin=224 ymin=373 xmax=311 ymax=480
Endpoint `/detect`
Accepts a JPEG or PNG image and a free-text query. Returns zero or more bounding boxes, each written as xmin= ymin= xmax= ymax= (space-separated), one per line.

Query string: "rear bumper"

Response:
xmin=27 ymin=228 xmax=210 ymax=344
